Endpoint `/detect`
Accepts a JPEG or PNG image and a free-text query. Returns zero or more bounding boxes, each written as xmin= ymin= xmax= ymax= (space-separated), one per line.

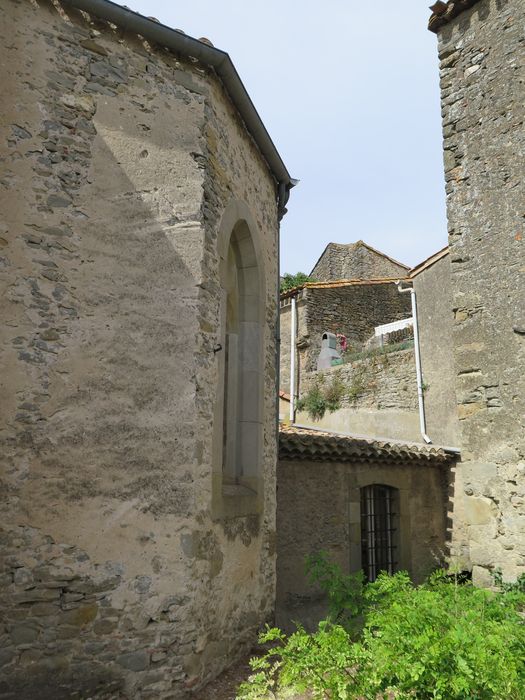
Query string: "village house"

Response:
xmin=276 ymin=0 xmax=524 ymax=628
xmin=279 ymin=241 xmax=413 ymax=418
xmin=282 ymin=246 xmax=456 ymax=444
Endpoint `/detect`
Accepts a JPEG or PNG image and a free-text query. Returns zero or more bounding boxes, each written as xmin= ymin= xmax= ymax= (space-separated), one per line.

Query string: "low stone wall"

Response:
xmin=300 ymin=349 xmax=418 ymax=411
xmin=296 ymin=349 xmax=419 ymax=441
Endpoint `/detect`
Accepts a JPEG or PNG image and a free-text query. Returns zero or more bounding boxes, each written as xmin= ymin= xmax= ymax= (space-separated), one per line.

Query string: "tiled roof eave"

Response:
xmin=280 ymin=277 xmax=408 ymax=300
xmin=279 ymin=427 xmax=454 ymax=465
xmin=279 ymin=448 xmax=451 ymax=465
xmin=428 ymin=0 xmax=483 ymax=33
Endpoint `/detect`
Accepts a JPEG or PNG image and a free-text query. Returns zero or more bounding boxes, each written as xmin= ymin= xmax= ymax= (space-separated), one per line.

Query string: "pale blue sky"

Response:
xmin=128 ymin=1 xmax=448 ymax=273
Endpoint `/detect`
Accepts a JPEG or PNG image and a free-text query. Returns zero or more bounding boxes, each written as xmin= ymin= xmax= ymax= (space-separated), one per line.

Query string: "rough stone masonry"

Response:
xmin=432 ymin=0 xmax=525 ymax=583
xmin=0 ymin=0 xmax=284 ymax=697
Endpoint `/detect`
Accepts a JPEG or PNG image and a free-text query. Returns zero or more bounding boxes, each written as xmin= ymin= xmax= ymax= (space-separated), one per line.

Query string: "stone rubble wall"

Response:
xmin=301 ymin=284 xmax=411 ymax=372
xmin=295 ymin=349 xmax=421 ymax=442
xmin=437 ymin=0 xmax=525 ymax=582
xmin=0 ymin=526 xmax=187 ymax=699
xmin=310 ymin=242 xmax=408 ymax=281
xmin=0 ymin=1 xmax=278 ymax=696
xmin=299 ymin=349 xmax=418 ymax=413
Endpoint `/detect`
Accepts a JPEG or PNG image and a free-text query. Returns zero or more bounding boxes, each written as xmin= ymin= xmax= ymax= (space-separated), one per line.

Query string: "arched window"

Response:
xmin=220 ymin=220 xmax=262 ymax=490
xmin=360 ymin=484 xmax=399 ymax=582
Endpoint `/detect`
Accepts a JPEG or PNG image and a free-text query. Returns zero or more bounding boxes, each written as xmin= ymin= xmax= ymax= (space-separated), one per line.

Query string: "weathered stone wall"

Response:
xmin=296 ymin=349 xmax=421 ymax=440
xmin=301 ymin=283 xmax=411 ymax=372
xmin=412 ymin=254 xmax=460 ymax=447
xmin=0 ymin=1 xmax=278 ymax=696
xmin=436 ymin=0 xmax=525 ymax=583
xmin=301 ymin=350 xmax=418 ymax=412
xmin=310 ymin=241 xmax=408 ymax=281
xmin=189 ymin=40 xmax=279 ymax=694
xmin=276 ymin=459 xmax=448 ymax=631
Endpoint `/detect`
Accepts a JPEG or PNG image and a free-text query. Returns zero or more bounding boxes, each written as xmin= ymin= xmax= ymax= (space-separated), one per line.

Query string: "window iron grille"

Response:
xmin=360 ymin=484 xmax=398 ymax=582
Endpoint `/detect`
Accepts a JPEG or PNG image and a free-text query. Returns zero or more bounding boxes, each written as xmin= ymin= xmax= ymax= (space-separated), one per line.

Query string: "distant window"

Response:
xmin=360 ymin=484 xmax=398 ymax=582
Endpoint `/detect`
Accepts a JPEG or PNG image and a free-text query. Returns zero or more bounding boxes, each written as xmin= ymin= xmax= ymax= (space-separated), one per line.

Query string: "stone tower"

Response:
xmin=430 ymin=0 xmax=525 ymax=584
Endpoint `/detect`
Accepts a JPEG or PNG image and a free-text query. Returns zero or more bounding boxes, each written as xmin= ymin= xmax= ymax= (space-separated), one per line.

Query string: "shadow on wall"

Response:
xmin=1 ymin=1 xmax=215 ymax=695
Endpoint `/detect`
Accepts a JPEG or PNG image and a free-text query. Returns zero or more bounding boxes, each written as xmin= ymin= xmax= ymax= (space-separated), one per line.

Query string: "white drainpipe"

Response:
xmin=397 ymin=281 xmax=432 ymax=444
xmin=289 ymin=295 xmax=297 ymax=422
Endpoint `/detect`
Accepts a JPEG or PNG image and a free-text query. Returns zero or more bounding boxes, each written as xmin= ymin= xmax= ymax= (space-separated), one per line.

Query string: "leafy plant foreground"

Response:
xmin=237 ymin=554 xmax=525 ymax=700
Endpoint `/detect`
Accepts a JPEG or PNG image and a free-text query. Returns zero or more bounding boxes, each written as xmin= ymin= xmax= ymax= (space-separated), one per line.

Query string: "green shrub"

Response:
xmin=280 ymin=271 xmax=312 ymax=293
xmin=493 ymin=569 xmax=525 ymax=594
xmin=237 ymin=559 xmax=525 ymax=700
xmin=323 ymin=372 xmax=346 ymax=412
xmin=305 ymin=551 xmax=365 ymax=632
xmin=343 ymin=339 xmax=414 ymax=364
xmin=297 ymin=373 xmax=346 ymax=421
xmin=296 ymin=379 xmax=327 ymax=420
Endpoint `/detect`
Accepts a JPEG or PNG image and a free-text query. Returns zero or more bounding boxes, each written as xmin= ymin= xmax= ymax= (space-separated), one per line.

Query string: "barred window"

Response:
xmin=360 ymin=484 xmax=398 ymax=582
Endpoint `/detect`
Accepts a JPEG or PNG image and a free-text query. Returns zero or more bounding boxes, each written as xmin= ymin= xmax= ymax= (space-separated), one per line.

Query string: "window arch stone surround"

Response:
xmin=211 ymin=199 xmax=267 ymax=519
xmin=349 ymin=472 xmax=412 ymax=576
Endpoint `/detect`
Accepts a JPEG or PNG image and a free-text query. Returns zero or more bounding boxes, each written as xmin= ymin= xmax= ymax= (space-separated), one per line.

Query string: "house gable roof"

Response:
xmin=409 ymin=246 xmax=449 ymax=278
xmin=310 ymin=240 xmax=409 ymax=278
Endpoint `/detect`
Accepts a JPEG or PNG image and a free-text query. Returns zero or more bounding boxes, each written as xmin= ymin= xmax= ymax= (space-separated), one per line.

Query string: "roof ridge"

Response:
xmin=355 ymin=241 xmax=410 ymax=270
xmin=309 ymin=240 xmax=409 ymax=277
xmin=409 ymin=246 xmax=449 ymax=278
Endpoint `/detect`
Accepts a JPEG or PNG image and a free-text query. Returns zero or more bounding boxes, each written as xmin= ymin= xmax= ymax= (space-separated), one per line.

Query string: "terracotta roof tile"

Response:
xmin=428 ymin=0 xmax=482 ymax=33
xmin=280 ymin=277 xmax=407 ymax=300
xmin=409 ymin=246 xmax=449 ymax=278
xmin=279 ymin=425 xmax=455 ymax=464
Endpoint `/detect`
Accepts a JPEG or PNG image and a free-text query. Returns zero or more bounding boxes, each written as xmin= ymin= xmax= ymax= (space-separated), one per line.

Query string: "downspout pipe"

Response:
xmin=289 ymin=295 xmax=297 ymax=422
xmin=397 ymin=281 xmax=432 ymax=444
xmin=275 ymin=208 xmax=282 ymax=441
